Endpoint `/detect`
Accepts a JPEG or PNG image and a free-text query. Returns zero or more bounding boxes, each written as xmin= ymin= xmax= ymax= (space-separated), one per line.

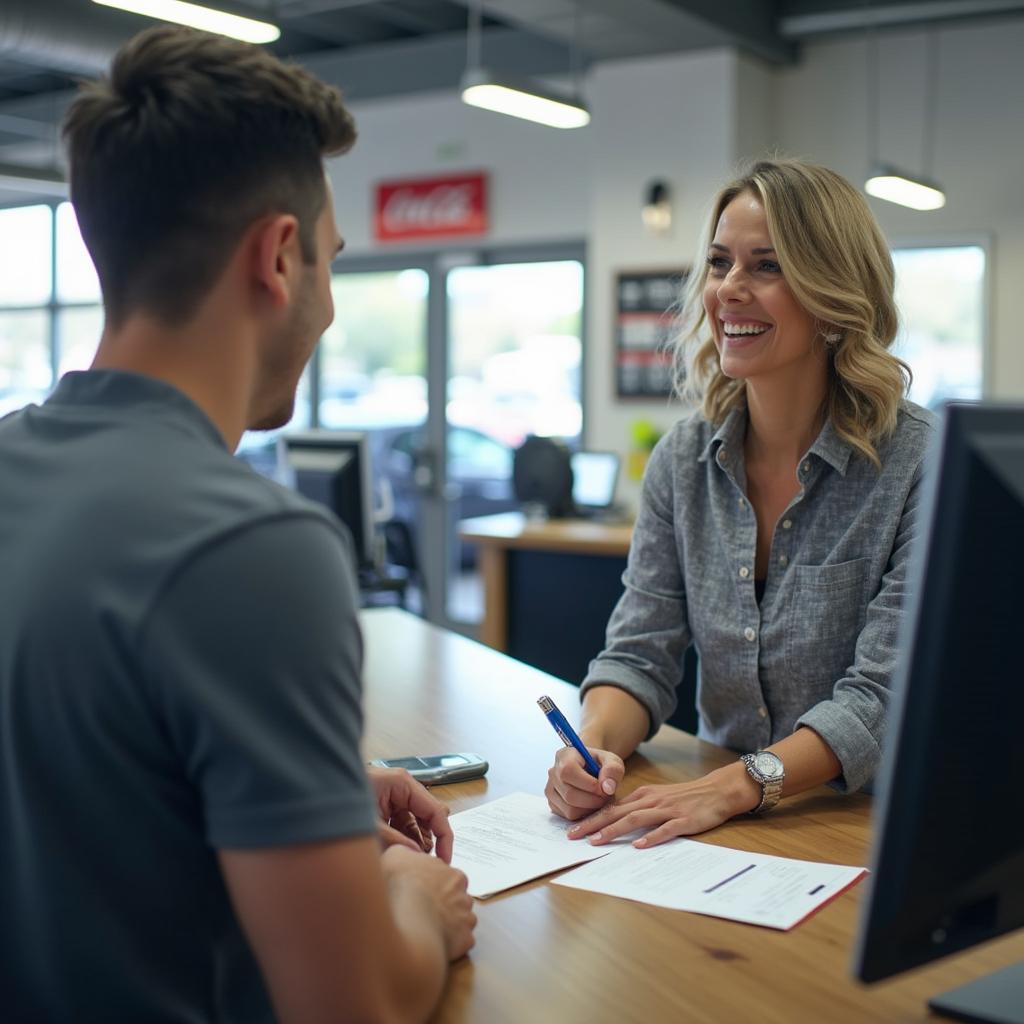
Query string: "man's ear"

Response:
xmin=252 ymin=214 xmax=302 ymax=308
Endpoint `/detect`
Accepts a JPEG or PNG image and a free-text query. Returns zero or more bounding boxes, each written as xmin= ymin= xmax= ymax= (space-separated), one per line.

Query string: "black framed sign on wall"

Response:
xmin=614 ymin=268 xmax=688 ymax=399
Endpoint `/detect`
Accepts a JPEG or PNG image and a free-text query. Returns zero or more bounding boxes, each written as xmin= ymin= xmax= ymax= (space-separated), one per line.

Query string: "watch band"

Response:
xmin=741 ymin=751 xmax=785 ymax=814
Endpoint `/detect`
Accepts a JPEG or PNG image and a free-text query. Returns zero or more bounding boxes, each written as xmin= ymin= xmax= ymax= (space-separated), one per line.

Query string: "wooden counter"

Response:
xmin=360 ymin=608 xmax=1024 ymax=1024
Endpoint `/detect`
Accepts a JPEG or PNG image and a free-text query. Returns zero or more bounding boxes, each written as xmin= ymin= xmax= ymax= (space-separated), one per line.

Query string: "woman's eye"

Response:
xmin=705 ymin=256 xmax=729 ymax=273
xmin=758 ymin=260 xmax=782 ymax=273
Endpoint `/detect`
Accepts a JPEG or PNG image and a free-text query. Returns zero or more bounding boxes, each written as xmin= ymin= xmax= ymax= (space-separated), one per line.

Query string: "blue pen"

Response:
xmin=537 ymin=695 xmax=601 ymax=778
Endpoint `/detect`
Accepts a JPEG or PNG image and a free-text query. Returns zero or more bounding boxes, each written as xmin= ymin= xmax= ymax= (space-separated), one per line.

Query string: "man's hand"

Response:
xmin=544 ymin=745 xmax=625 ymax=821
xmin=381 ymin=846 xmax=477 ymax=962
xmin=368 ymin=766 xmax=454 ymax=862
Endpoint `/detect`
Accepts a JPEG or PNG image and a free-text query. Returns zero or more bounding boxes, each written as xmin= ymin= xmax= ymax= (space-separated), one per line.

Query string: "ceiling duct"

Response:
xmin=0 ymin=0 xmax=127 ymax=76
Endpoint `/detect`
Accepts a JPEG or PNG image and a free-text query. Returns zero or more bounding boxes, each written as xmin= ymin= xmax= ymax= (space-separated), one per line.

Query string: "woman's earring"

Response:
xmin=823 ymin=330 xmax=842 ymax=346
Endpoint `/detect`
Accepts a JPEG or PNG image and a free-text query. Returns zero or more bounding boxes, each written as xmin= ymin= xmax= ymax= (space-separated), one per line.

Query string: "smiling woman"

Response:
xmin=704 ymin=194 xmax=821 ymax=388
xmin=544 ymin=158 xmax=938 ymax=850
xmin=679 ymin=160 xmax=908 ymax=469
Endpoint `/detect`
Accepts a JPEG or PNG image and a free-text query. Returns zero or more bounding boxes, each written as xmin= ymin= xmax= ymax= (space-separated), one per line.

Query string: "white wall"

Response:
xmin=327 ymin=90 xmax=589 ymax=253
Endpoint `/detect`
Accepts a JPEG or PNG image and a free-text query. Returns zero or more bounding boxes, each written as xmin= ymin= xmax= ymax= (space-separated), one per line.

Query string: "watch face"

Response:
xmin=755 ymin=752 xmax=782 ymax=778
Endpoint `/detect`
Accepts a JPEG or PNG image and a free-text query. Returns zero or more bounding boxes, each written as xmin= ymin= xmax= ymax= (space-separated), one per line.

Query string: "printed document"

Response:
xmin=449 ymin=791 xmax=617 ymax=898
xmin=552 ymin=838 xmax=866 ymax=930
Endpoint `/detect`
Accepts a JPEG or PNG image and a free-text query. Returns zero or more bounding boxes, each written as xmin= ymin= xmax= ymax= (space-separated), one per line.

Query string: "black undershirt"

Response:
xmin=755 ymin=578 xmax=767 ymax=604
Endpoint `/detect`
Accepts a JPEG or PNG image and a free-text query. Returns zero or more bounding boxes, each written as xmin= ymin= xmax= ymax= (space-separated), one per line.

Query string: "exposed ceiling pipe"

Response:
xmin=780 ymin=0 xmax=1024 ymax=37
xmin=0 ymin=0 xmax=127 ymax=76
xmin=0 ymin=161 xmax=67 ymax=196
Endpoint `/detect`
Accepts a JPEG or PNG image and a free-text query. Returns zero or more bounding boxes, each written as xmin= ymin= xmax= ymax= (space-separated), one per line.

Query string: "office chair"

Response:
xmin=360 ymin=518 xmax=425 ymax=614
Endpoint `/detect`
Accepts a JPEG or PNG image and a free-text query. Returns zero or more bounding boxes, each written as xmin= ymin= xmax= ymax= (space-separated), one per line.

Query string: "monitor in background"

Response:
xmin=280 ymin=431 xmax=375 ymax=569
xmin=571 ymin=450 xmax=620 ymax=513
xmin=512 ymin=435 xmax=574 ymax=518
xmin=852 ymin=403 xmax=1024 ymax=1022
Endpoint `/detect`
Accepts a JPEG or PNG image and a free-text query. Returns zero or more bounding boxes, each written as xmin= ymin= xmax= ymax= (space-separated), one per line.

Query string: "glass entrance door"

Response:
xmin=445 ymin=257 xmax=584 ymax=625
xmin=311 ymin=246 xmax=584 ymax=633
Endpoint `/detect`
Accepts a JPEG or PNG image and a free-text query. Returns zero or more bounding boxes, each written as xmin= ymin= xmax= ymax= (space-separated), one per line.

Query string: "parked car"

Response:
xmin=381 ymin=423 xmax=513 ymax=511
xmin=372 ymin=423 xmax=518 ymax=568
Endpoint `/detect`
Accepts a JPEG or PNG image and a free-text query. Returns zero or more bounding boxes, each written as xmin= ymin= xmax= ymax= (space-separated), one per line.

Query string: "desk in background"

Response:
xmin=360 ymin=608 xmax=1024 ymax=1023
xmin=460 ymin=512 xmax=698 ymax=732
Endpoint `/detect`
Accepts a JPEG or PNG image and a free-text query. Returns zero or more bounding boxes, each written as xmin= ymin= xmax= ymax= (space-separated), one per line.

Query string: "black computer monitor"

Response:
xmin=852 ymin=403 xmax=1024 ymax=1022
xmin=512 ymin=435 xmax=574 ymax=518
xmin=280 ymin=431 xmax=375 ymax=568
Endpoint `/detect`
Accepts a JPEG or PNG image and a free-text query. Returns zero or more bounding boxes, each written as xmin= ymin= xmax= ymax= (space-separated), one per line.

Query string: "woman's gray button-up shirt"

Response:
xmin=580 ymin=401 xmax=938 ymax=793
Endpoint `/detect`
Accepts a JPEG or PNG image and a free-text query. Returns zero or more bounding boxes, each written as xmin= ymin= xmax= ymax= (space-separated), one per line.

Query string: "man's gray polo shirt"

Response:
xmin=0 ymin=370 xmax=377 ymax=1022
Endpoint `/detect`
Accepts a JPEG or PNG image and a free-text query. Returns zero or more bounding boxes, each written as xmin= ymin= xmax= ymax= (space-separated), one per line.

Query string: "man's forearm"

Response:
xmin=579 ymin=685 xmax=650 ymax=759
xmin=381 ymin=875 xmax=449 ymax=1023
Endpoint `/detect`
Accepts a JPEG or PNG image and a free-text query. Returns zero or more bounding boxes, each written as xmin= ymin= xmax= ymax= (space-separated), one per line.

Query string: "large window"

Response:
xmin=318 ymin=269 xmax=428 ymax=431
xmin=892 ymin=244 xmax=986 ymax=409
xmin=447 ymin=260 xmax=583 ymax=446
xmin=0 ymin=202 xmax=103 ymax=416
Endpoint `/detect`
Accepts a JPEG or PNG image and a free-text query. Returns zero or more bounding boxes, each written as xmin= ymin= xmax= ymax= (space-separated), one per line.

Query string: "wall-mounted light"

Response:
xmin=460 ymin=0 xmax=589 ymax=130
xmin=641 ymin=180 xmax=673 ymax=234
xmin=92 ymin=0 xmax=280 ymax=44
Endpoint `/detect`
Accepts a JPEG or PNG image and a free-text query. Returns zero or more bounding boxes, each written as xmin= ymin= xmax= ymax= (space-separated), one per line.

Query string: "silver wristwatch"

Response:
xmin=741 ymin=750 xmax=785 ymax=814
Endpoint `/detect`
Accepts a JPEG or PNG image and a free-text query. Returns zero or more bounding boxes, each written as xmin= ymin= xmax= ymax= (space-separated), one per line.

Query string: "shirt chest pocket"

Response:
xmin=784 ymin=558 xmax=870 ymax=690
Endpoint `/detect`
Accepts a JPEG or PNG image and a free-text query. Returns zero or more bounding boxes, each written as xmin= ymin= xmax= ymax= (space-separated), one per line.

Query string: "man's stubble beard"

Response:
xmin=247 ymin=272 xmax=321 ymax=433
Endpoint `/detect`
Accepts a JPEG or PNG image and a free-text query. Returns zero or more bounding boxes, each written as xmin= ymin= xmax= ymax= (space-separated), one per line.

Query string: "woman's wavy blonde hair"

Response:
xmin=674 ymin=158 xmax=910 ymax=468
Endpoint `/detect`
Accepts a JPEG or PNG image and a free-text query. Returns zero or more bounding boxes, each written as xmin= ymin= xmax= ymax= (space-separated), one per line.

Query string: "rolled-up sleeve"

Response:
xmin=796 ymin=460 xmax=925 ymax=792
xmin=580 ymin=436 xmax=691 ymax=736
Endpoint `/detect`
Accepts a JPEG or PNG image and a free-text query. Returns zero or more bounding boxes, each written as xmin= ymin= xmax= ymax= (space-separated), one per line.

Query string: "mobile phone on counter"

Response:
xmin=368 ymin=752 xmax=488 ymax=785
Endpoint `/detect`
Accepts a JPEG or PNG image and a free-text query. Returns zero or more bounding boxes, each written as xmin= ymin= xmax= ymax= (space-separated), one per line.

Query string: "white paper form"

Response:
xmin=551 ymin=838 xmax=866 ymax=930
xmin=449 ymin=792 xmax=617 ymax=898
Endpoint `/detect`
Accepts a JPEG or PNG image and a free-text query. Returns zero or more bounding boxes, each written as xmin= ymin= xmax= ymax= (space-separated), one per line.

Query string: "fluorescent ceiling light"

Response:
xmin=92 ymin=0 xmax=280 ymax=44
xmin=865 ymin=167 xmax=946 ymax=211
xmin=461 ymin=69 xmax=589 ymax=130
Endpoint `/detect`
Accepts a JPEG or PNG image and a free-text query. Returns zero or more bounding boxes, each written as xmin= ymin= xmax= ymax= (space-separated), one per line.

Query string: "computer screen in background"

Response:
xmin=279 ymin=432 xmax=375 ymax=569
xmin=852 ymin=403 xmax=1024 ymax=1022
xmin=571 ymin=451 xmax=620 ymax=510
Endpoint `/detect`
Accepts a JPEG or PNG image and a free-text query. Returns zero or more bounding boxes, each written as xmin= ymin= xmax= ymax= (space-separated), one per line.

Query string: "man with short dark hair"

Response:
xmin=0 ymin=26 xmax=474 ymax=1024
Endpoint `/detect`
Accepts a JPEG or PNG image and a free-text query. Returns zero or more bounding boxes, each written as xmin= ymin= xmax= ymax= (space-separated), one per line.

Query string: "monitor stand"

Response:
xmin=929 ymin=960 xmax=1024 ymax=1024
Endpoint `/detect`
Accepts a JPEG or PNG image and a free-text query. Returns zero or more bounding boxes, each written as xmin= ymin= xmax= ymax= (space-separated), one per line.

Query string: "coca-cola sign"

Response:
xmin=374 ymin=172 xmax=488 ymax=242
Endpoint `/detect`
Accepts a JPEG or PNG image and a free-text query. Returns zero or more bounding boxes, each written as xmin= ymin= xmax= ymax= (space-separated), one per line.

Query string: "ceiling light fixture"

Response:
xmin=91 ymin=0 xmax=280 ymax=44
xmin=460 ymin=0 xmax=589 ymax=129
xmin=862 ymin=18 xmax=945 ymax=211
xmin=865 ymin=167 xmax=945 ymax=211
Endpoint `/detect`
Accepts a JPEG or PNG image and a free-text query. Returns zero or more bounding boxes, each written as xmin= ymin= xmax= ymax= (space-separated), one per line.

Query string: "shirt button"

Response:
xmin=782 ymin=519 xmax=793 ymax=530
xmin=744 ymin=627 xmax=756 ymax=642
xmin=738 ymin=498 xmax=746 ymax=509
xmin=758 ymin=707 xmax=768 ymax=719
xmin=802 ymin=461 xmax=811 ymax=474
xmin=717 ymin=448 xmax=727 ymax=463
xmin=778 ymin=555 xmax=788 ymax=566
xmin=739 ymin=566 xmax=750 ymax=579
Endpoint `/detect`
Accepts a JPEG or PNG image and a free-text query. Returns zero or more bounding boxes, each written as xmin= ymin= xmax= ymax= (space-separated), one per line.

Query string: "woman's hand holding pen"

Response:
xmin=545 ymin=745 xmax=626 ymax=820
xmin=566 ymin=765 xmax=761 ymax=848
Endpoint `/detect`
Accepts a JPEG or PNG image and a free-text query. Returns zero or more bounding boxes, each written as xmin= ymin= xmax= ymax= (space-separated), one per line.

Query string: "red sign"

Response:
xmin=374 ymin=172 xmax=488 ymax=242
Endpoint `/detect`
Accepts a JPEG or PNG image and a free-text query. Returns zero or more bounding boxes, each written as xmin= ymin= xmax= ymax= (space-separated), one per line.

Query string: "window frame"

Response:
xmin=0 ymin=199 xmax=105 ymax=391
